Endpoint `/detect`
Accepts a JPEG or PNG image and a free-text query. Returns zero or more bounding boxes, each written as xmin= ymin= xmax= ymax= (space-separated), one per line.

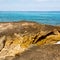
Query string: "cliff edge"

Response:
xmin=0 ymin=21 xmax=60 ymax=60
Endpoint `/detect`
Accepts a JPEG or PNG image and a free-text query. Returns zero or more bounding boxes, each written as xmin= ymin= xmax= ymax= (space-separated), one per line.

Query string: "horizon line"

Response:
xmin=0 ymin=10 xmax=60 ymax=11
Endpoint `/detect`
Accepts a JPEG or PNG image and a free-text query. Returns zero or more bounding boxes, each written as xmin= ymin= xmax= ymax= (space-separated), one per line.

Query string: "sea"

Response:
xmin=0 ymin=11 xmax=60 ymax=25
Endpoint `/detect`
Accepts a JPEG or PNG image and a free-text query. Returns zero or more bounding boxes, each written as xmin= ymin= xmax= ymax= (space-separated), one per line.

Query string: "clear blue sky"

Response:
xmin=0 ymin=0 xmax=60 ymax=11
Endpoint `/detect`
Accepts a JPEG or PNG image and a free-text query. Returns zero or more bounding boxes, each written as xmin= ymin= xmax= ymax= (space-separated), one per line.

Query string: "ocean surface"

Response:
xmin=0 ymin=11 xmax=60 ymax=25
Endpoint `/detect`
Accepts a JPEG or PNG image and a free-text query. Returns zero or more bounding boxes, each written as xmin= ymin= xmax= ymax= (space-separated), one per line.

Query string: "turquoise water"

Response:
xmin=0 ymin=11 xmax=60 ymax=25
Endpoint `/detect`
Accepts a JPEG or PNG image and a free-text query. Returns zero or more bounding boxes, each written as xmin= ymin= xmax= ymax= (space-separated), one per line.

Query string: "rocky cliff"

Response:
xmin=0 ymin=21 xmax=60 ymax=60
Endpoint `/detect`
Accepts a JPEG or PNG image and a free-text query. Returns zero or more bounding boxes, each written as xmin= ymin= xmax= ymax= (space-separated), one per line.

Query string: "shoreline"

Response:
xmin=0 ymin=20 xmax=60 ymax=26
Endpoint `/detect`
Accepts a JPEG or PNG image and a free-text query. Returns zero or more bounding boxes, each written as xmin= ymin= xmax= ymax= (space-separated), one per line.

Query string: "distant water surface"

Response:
xmin=0 ymin=11 xmax=60 ymax=25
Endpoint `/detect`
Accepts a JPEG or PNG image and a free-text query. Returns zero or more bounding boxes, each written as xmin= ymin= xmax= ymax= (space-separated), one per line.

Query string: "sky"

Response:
xmin=0 ymin=0 xmax=60 ymax=11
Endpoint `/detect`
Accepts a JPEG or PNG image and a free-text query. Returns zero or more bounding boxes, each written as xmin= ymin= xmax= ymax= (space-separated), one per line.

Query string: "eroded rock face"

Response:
xmin=0 ymin=21 xmax=60 ymax=59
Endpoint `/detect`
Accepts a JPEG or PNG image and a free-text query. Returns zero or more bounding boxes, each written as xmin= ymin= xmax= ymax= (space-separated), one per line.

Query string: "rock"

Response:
xmin=0 ymin=21 xmax=60 ymax=59
xmin=5 ymin=44 xmax=60 ymax=60
xmin=0 ymin=36 xmax=5 ymax=51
